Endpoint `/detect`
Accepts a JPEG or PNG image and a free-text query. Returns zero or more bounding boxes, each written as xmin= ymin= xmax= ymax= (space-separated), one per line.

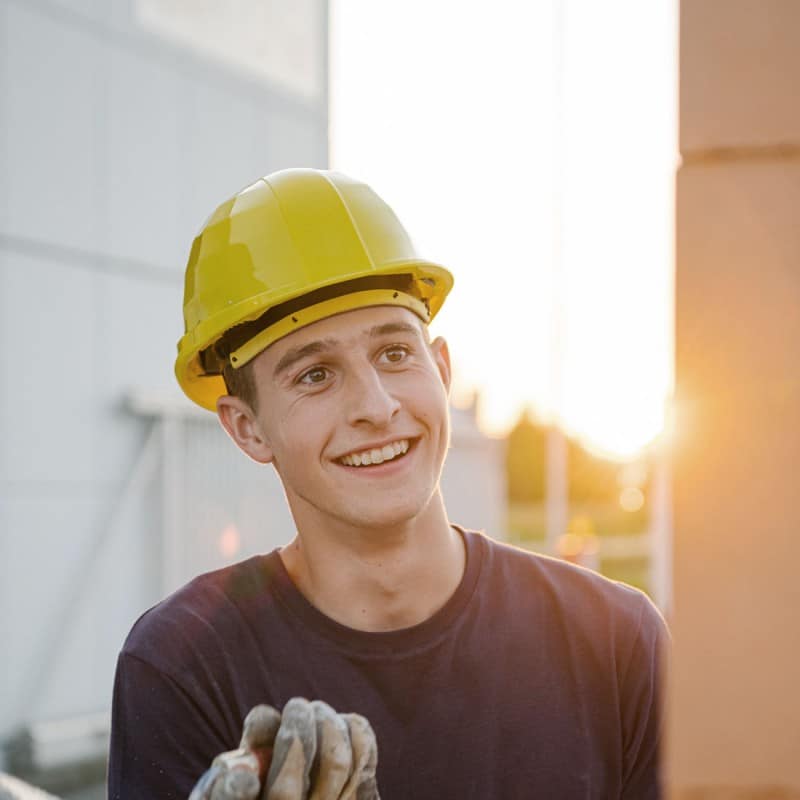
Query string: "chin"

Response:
xmin=288 ymin=481 xmax=440 ymax=534
xmin=342 ymin=495 xmax=434 ymax=532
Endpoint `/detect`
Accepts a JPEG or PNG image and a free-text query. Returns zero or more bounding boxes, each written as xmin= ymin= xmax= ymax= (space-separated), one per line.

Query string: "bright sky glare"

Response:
xmin=330 ymin=1 xmax=677 ymax=459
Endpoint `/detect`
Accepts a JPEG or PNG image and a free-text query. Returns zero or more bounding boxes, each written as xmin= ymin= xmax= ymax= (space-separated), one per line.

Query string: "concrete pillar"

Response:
xmin=671 ymin=2 xmax=800 ymax=798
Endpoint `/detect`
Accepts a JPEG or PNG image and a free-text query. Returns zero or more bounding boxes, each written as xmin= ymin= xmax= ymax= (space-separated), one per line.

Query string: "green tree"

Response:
xmin=567 ymin=439 xmax=619 ymax=503
xmin=506 ymin=408 xmax=547 ymax=503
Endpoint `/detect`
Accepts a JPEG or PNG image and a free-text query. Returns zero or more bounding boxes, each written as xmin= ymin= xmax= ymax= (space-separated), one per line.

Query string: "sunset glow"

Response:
xmin=330 ymin=1 xmax=678 ymax=459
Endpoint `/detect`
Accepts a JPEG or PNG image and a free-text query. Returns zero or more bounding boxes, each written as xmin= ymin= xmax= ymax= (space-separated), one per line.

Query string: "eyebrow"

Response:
xmin=272 ymin=321 xmax=422 ymax=378
xmin=273 ymin=338 xmax=338 ymax=378
xmin=367 ymin=321 xmax=421 ymax=338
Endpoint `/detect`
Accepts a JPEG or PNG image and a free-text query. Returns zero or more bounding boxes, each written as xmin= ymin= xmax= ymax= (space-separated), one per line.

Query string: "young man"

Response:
xmin=108 ymin=168 xmax=668 ymax=799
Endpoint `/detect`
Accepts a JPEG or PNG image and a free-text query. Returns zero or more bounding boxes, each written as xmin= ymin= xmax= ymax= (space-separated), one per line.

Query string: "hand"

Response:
xmin=188 ymin=704 xmax=279 ymax=800
xmin=188 ymin=698 xmax=381 ymax=800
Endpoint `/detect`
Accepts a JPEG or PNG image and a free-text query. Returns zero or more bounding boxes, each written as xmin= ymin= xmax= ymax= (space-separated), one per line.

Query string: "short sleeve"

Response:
xmin=108 ymin=651 xmax=232 ymax=799
xmin=620 ymin=596 xmax=671 ymax=800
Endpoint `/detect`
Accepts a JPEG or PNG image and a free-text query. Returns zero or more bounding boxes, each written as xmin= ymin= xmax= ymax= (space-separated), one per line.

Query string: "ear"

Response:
xmin=429 ymin=336 xmax=452 ymax=395
xmin=216 ymin=395 xmax=275 ymax=464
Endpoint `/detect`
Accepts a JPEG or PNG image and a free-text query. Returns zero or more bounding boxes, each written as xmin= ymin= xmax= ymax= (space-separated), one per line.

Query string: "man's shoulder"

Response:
xmin=120 ymin=553 xmax=275 ymax=669
xmin=468 ymin=529 xmax=666 ymax=638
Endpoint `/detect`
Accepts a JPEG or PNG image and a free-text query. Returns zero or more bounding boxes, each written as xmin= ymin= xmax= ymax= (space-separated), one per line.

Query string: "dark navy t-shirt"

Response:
xmin=108 ymin=529 xmax=668 ymax=799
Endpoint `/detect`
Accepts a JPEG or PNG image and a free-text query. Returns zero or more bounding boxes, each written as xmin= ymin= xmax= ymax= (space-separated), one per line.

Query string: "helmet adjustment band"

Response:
xmin=200 ymin=273 xmax=429 ymax=376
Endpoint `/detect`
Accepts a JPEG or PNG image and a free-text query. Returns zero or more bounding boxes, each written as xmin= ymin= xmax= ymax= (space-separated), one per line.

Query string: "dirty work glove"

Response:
xmin=188 ymin=698 xmax=381 ymax=800
xmin=189 ymin=704 xmax=280 ymax=800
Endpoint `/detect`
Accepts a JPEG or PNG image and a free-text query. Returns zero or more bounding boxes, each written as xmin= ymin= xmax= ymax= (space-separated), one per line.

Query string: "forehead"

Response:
xmin=253 ymin=305 xmax=426 ymax=370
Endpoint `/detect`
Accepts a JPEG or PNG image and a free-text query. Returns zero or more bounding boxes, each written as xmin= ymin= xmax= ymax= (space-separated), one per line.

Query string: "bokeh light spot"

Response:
xmin=619 ymin=486 xmax=645 ymax=512
xmin=219 ymin=523 xmax=241 ymax=559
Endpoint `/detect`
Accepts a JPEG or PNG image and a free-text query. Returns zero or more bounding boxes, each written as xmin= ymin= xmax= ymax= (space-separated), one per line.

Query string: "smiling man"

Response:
xmin=108 ymin=168 xmax=668 ymax=799
xmin=217 ymin=306 xmax=463 ymax=640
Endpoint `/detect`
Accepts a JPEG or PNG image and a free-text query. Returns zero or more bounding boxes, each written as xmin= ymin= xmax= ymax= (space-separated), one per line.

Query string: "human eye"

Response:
xmin=296 ymin=365 xmax=330 ymax=386
xmin=380 ymin=344 xmax=410 ymax=365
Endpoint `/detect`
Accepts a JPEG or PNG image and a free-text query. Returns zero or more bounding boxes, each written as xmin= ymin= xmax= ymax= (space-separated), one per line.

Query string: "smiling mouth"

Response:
xmin=337 ymin=438 xmax=415 ymax=467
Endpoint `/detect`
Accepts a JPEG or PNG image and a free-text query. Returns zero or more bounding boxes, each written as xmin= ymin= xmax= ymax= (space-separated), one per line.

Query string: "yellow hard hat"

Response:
xmin=175 ymin=168 xmax=454 ymax=411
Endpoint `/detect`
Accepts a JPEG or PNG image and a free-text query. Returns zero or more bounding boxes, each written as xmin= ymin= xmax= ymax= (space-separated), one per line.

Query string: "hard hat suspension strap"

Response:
xmin=200 ymin=274 xmax=430 ymax=375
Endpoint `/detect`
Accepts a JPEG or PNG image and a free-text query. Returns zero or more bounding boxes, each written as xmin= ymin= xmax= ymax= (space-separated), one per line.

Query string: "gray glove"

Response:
xmin=188 ymin=704 xmax=280 ymax=800
xmin=188 ymin=698 xmax=380 ymax=800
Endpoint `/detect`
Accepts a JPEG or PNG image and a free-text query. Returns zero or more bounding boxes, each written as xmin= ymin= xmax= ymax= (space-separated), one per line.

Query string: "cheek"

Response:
xmin=272 ymin=392 xmax=316 ymax=433
xmin=402 ymin=373 xmax=449 ymax=420
xmin=272 ymin=401 xmax=333 ymax=461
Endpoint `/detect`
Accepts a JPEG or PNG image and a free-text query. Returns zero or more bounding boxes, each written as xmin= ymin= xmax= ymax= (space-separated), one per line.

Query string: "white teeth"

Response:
xmin=339 ymin=439 xmax=410 ymax=467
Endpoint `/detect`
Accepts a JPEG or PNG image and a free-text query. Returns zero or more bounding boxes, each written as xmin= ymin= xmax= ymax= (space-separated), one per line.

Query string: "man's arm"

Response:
xmin=620 ymin=596 xmax=671 ymax=800
xmin=110 ymin=655 xmax=382 ymax=800
xmin=108 ymin=651 xmax=232 ymax=799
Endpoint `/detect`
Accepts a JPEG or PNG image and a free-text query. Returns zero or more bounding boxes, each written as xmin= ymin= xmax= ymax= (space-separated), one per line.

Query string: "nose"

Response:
xmin=345 ymin=363 xmax=401 ymax=428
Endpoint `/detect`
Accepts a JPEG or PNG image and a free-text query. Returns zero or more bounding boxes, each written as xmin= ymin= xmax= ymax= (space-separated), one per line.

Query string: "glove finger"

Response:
xmin=240 ymin=703 xmax=282 ymax=787
xmin=240 ymin=704 xmax=282 ymax=751
xmin=189 ymin=707 xmax=281 ymax=800
xmin=211 ymin=766 xmax=261 ymax=800
xmin=206 ymin=749 xmax=263 ymax=800
xmin=339 ymin=714 xmax=380 ymax=800
xmin=307 ymin=700 xmax=353 ymax=800
xmin=265 ymin=697 xmax=317 ymax=800
xmin=189 ymin=764 xmax=224 ymax=800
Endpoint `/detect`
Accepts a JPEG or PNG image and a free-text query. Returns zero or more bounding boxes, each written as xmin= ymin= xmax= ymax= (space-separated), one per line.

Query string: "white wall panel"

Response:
xmin=0 ymin=252 xmax=96 ymax=483
xmin=1 ymin=466 xmax=162 ymax=735
xmin=182 ymin=81 xmax=261 ymax=230
xmin=0 ymin=489 xmax=104 ymax=732
xmin=255 ymin=105 xmax=328 ymax=173
xmin=29 ymin=472 xmax=163 ymax=722
xmin=0 ymin=250 xmax=7 ymax=730
xmin=108 ymin=0 xmax=133 ymax=31
xmin=100 ymin=273 xmax=181 ymax=395
xmin=93 ymin=271 xmax=182 ymax=482
xmin=0 ymin=253 xmax=8 ymax=485
xmin=0 ymin=486 xmax=8 ymax=733
xmin=3 ymin=3 xmax=103 ymax=253
xmin=106 ymin=44 xmax=189 ymax=271
xmin=0 ymin=4 xmax=8 ymax=234
xmin=46 ymin=0 xmax=108 ymax=25
xmin=134 ymin=0 xmax=325 ymax=103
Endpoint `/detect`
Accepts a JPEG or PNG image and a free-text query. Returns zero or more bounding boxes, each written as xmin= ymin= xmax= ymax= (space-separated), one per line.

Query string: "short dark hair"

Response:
xmin=222 ymin=361 xmax=258 ymax=412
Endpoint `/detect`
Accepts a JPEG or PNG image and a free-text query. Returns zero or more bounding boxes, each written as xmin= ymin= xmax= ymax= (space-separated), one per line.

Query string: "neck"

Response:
xmin=279 ymin=493 xmax=465 ymax=632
